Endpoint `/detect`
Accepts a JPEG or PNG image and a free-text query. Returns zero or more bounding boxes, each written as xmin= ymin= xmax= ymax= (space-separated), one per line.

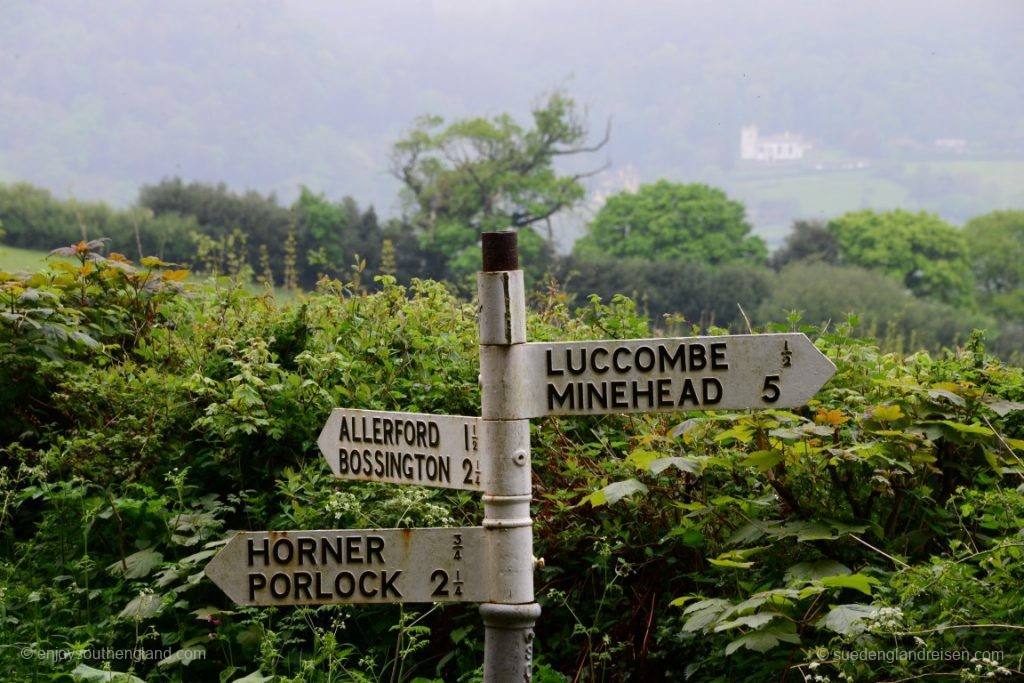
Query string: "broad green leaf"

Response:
xmin=932 ymin=420 xmax=993 ymax=436
xmin=682 ymin=597 xmax=731 ymax=616
xmin=107 ymin=548 xmax=164 ymax=579
xmin=665 ymin=526 xmax=704 ymax=547
xmin=118 ymin=592 xmax=164 ymax=620
xmin=158 ymin=646 xmax=206 ymax=668
xmin=669 ymin=595 xmax=701 ymax=608
xmin=797 ymin=585 xmax=827 ymax=600
xmin=714 ymin=611 xmax=779 ymax=632
xmin=984 ymin=399 xmax=1024 ymax=417
xmin=625 ymin=449 xmax=660 ymax=470
xmin=727 ymin=521 xmax=772 ymax=546
xmin=708 ymin=557 xmax=754 ymax=569
xmin=577 ymin=478 xmax=648 ymax=508
xmin=671 ymin=418 xmax=701 ymax=437
xmin=982 ymin=449 xmax=1001 ymax=474
xmin=649 ymin=457 xmax=700 ymax=474
xmin=682 ymin=599 xmax=731 ymax=632
xmin=776 ymin=521 xmax=837 ymax=541
xmin=724 ymin=624 xmax=801 ymax=655
xmin=785 ymin=559 xmax=851 ymax=583
xmin=741 ymin=449 xmax=784 ymax=472
xmin=927 ymin=389 xmax=965 ymax=407
xmin=819 ymin=573 xmax=881 ymax=596
xmin=716 ymin=425 xmax=755 ymax=444
xmin=193 ymin=606 xmax=233 ymax=620
xmin=71 ymin=665 xmax=146 ymax=683
xmin=872 ymin=405 xmax=904 ymax=422
xmin=818 ymin=604 xmax=878 ymax=635
xmin=231 ymin=672 xmax=275 ymax=683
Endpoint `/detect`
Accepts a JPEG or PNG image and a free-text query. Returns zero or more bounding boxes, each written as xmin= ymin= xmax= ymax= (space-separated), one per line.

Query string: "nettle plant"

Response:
xmin=564 ymin=321 xmax=1024 ymax=681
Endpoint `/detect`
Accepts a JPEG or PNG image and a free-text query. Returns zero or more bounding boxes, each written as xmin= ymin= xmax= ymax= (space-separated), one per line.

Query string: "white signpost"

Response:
xmin=204 ymin=527 xmax=486 ymax=606
xmin=317 ymin=408 xmax=482 ymax=491
xmin=520 ymin=334 xmax=835 ymax=417
xmin=205 ymin=231 xmax=838 ymax=682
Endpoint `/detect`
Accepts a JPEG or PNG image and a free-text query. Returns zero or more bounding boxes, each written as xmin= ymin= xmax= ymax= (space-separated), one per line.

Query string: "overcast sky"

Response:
xmin=2 ymin=0 xmax=1022 ymax=241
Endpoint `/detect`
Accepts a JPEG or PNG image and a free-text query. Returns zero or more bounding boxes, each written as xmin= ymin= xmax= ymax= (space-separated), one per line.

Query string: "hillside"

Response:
xmin=2 ymin=0 xmax=1022 ymax=242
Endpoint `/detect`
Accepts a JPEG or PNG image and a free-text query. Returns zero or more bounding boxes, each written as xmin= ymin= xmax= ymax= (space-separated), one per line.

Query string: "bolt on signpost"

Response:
xmin=205 ymin=230 xmax=836 ymax=681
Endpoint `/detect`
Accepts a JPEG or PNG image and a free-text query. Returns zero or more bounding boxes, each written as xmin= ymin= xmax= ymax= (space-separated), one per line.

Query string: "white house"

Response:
xmin=740 ymin=125 xmax=810 ymax=162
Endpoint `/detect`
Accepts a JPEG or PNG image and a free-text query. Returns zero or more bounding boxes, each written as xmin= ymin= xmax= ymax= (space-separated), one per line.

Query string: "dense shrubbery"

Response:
xmin=2 ymin=244 xmax=1023 ymax=681
xmin=5 ymin=180 xmax=1024 ymax=361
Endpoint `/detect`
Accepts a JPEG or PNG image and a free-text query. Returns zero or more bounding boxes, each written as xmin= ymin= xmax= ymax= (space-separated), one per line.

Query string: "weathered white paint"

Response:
xmin=477 ymin=245 xmax=541 ymax=683
xmin=205 ymin=527 xmax=486 ymax=606
xmin=517 ymin=333 xmax=836 ymax=418
xmin=317 ymin=408 xmax=482 ymax=491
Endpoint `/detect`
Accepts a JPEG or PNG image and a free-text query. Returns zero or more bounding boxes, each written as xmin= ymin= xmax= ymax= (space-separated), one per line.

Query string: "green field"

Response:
xmin=0 ymin=244 xmax=51 ymax=273
xmin=728 ymin=159 xmax=1024 ymax=246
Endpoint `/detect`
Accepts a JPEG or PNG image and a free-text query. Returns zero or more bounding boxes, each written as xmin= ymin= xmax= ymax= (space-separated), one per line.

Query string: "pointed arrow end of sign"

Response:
xmin=204 ymin=535 xmax=247 ymax=605
xmin=317 ymin=411 xmax=341 ymax=477
xmin=794 ymin=334 xmax=837 ymax=401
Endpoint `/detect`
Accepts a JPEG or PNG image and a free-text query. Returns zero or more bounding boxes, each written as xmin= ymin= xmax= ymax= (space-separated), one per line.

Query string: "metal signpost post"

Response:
xmin=477 ymin=231 xmax=541 ymax=681
xmin=205 ymin=230 xmax=836 ymax=682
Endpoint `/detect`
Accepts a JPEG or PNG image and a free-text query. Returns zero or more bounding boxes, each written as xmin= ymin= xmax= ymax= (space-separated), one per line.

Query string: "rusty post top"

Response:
xmin=481 ymin=231 xmax=518 ymax=272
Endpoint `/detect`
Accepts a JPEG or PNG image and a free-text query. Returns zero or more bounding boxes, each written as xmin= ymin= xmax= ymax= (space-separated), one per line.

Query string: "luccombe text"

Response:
xmin=545 ymin=340 xmax=729 ymax=412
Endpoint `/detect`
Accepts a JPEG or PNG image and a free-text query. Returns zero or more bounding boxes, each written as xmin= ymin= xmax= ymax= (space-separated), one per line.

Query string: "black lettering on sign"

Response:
xmin=762 ymin=375 xmax=781 ymax=403
xmin=703 ymin=377 xmax=723 ymax=404
xmin=613 ymin=347 xmax=631 ymax=373
xmin=247 ymin=539 xmax=269 ymax=566
xmin=657 ymin=378 xmax=673 ymax=407
xmin=452 ymin=533 xmax=464 ymax=560
xmin=678 ymin=378 xmax=699 ymax=405
xmin=334 ymin=571 xmax=355 ymax=597
xmin=462 ymin=458 xmax=475 ymax=485
xmin=634 ymin=379 xmax=655 ymax=408
xmin=781 ymin=341 xmax=792 ymax=368
xmin=689 ymin=344 xmax=706 ymax=370
xmin=430 ymin=568 xmax=449 ymax=597
xmin=366 ymin=536 xmax=385 ymax=564
xmin=297 ymin=537 xmax=316 ymax=566
xmin=548 ymin=383 xmax=574 ymax=411
xmin=358 ymin=570 xmax=377 ymax=597
xmin=381 ymin=570 xmax=402 ymax=598
xmin=272 ymin=538 xmax=293 ymax=564
xmin=294 ymin=572 xmax=313 ymax=600
xmin=611 ymin=380 xmax=628 ymax=408
xmin=545 ymin=349 xmax=564 ymax=376
xmin=270 ymin=573 xmax=290 ymax=598
xmin=711 ymin=342 xmax=728 ymax=369
xmin=248 ymin=573 xmax=267 ymax=600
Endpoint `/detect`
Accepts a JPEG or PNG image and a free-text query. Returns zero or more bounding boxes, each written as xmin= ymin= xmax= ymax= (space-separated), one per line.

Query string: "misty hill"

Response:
xmin=2 ymin=0 xmax=1022 ymax=245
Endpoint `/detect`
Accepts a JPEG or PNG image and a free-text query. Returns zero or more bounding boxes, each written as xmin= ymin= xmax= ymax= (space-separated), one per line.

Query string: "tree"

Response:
xmin=390 ymin=91 xmax=607 ymax=283
xmin=757 ymin=261 xmax=991 ymax=352
xmin=963 ymin=210 xmax=1024 ymax=319
xmin=139 ymin=177 xmax=292 ymax=279
xmin=770 ymin=219 xmax=838 ymax=270
xmin=294 ymin=188 xmax=381 ymax=283
xmin=827 ymin=209 xmax=974 ymax=308
xmin=574 ymin=181 xmax=767 ymax=266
